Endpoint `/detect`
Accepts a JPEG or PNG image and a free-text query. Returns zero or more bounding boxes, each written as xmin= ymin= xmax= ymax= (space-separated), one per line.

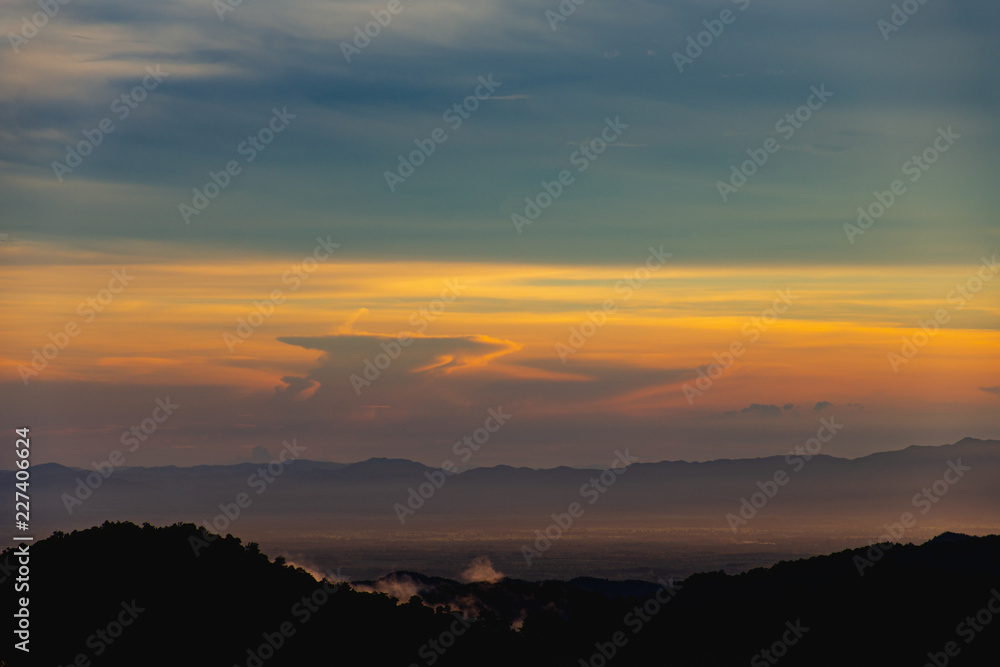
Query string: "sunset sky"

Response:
xmin=1 ymin=0 xmax=997 ymax=468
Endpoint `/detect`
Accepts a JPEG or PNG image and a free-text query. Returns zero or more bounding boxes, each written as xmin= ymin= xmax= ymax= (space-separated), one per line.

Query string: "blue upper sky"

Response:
xmin=2 ymin=0 xmax=997 ymax=265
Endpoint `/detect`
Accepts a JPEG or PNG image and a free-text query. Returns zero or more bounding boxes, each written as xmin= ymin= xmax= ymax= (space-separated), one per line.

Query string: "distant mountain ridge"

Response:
xmin=24 ymin=435 xmax=999 ymax=473
xmin=7 ymin=437 xmax=998 ymax=539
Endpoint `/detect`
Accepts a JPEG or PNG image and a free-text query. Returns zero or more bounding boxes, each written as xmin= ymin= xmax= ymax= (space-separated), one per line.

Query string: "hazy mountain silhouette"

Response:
xmin=12 ymin=438 xmax=999 ymax=539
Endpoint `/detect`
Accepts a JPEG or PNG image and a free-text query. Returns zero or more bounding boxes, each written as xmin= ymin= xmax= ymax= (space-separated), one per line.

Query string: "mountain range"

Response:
xmin=11 ymin=437 xmax=998 ymax=540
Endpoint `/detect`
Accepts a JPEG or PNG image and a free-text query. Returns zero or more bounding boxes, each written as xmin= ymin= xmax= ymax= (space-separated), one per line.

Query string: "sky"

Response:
xmin=1 ymin=0 xmax=997 ymax=468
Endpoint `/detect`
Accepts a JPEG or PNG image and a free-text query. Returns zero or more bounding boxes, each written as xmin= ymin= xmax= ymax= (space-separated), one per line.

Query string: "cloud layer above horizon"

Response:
xmin=1 ymin=0 xmax=997 ymax=467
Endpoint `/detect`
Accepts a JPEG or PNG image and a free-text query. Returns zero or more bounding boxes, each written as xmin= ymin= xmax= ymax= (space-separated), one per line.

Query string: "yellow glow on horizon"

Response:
xmin=2 ymin=243 xmax=997 ymax=416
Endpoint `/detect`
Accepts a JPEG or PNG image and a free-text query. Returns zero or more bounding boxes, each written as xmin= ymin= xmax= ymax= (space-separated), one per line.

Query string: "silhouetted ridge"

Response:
xmin=926 ymin=531 xmax=974 ymax=544
xmin=3 ymin=524 xmax=999 ymax=666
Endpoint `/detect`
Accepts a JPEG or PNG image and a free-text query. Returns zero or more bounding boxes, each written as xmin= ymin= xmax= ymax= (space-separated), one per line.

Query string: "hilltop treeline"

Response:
xmin=2 ymin=522 xmax=999 ymax=666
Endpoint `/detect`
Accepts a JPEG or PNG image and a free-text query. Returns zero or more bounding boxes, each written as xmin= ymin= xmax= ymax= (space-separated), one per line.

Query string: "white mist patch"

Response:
xmin=459 ymin=556 xmax=504 ymax=583
xmin=284 ymin=560 xmax=325 ymax=581
xmin=353 ymin=574 xmax=426 ymax=603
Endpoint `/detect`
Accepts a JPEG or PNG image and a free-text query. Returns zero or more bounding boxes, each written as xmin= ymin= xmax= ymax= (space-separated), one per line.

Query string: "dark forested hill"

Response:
xmin=2 ymin=522 xmax=999 ymax=666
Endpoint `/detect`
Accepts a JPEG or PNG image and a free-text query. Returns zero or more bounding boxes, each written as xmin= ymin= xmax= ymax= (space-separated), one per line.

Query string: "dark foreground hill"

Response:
xmin=3 ymin=522 xmax=999 ymax=666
